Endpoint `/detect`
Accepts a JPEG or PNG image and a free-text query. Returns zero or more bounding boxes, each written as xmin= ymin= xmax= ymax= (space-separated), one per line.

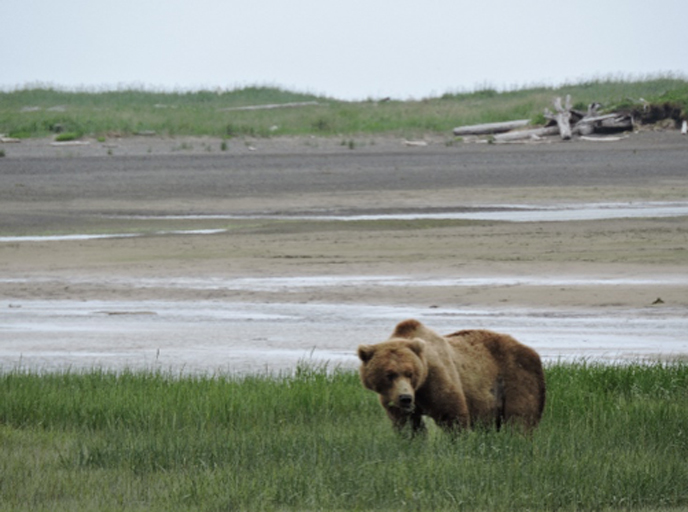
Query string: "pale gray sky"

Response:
xmin=3 ymin=0 xmax=687 ymax=100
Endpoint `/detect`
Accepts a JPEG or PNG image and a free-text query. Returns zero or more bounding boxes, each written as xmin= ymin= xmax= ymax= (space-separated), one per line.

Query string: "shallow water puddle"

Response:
xmin=127 ymin=274 xmax=688 ymax=290
xmin=258 ymin=201 xmax=688 ymax=223
xmin=4 ymin=274 xmax=687 ymax=292
xmin=115 ymin=201 xmax=688 ymax=223
xmin=2 ymin=300 xmax=686 ymax=374
xmin=2 ymin=202 xmax=687 ymax=243
xmin=0 ymin=229 xmax=226 ymax=243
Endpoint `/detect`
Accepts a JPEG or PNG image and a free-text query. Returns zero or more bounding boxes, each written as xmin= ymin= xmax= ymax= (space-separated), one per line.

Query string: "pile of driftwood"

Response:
xmin=453 ymin=95 xmax=685 ymax=143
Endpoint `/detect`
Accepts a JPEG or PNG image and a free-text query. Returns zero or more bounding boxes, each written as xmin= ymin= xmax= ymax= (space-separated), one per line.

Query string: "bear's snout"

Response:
xmin=398 ymin=393 xmax=414 ymax=411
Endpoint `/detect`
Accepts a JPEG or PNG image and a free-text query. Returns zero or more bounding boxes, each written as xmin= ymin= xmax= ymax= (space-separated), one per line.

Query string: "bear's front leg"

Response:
xmin=383 ymin=403 xmax=426 ymax=436
xmin=434 ymin=412 xmax=470 ymax=434
xmin=425 ymin=389 xmax=471 ymax=434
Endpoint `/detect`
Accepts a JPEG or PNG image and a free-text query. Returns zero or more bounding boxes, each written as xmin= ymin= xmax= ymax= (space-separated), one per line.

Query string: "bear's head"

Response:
xmin=357 ymin=339 xmax=428 ymax=412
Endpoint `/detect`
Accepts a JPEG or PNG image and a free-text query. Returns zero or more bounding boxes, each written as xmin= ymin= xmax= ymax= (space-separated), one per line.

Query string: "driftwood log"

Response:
xmin=455 ymin=95 xmax=678 ymax=143
xmin=573 ymin=103 xmax=601 ymax=135
xmin=544 ymin=95 xmax=573 ymax=140
xmin=580 ymin=135 xmax=628 ymax=142
xmin=453 ymin=119 xmax=529 ymax=136
xmin=219 ymin=101 xmax=320 ymax=112
xmin=548 ymin=97 xmax=633 ymax=139
xmin=493 ymin=126 xmax=560 ymax=142
xmin=592 ymin=115 xmax=633 ymax=133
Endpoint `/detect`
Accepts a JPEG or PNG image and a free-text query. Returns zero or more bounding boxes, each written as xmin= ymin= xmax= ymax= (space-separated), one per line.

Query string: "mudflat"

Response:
xmin=1 ymin=131 xmax=687 ymax=370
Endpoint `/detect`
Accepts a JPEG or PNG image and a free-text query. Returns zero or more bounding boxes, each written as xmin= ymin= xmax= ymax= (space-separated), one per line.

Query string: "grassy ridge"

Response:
xmin=1 ymin=362 xmax=687 ymax=511
xmin=1 ymin=77 xmax=687 ymax=139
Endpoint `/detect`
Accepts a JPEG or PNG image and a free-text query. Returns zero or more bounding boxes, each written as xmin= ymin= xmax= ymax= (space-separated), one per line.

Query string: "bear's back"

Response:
xmin=445 ymin=328 xmax=545 ymax=427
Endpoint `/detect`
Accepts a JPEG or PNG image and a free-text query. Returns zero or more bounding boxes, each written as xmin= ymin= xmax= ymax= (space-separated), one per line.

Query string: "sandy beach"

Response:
xmin=1 ymin=131 xmax=687 ymax=371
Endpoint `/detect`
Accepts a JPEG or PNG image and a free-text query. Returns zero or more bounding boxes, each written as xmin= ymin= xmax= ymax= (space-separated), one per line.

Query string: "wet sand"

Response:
xmin=1 ymin=131 xmax=687 ymax=372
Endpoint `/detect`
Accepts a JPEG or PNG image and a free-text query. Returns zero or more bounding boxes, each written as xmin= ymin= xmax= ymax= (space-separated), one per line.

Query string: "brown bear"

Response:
xmin=358 ymin=319 xmax=545 ymax=434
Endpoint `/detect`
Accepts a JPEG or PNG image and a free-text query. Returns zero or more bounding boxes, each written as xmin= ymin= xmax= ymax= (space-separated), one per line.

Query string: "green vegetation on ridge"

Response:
xmin=1 ymin=76 xmax=686 ymax=140
xmin=1 ymin=361 xmax=687 ymax=511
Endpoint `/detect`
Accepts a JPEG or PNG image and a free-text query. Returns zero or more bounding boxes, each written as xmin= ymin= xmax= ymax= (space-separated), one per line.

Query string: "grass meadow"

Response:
xmin=1 ymin=76 xmax=687 ymax=140
xmin=1 ymin=362 xmax=687 ymax=511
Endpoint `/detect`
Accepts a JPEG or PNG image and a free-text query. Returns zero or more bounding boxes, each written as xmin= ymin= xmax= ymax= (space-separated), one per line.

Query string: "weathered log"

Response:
xmin=50 ymin=141 xmax=90 ymax=147
xmin=594 ymin=115 xmax=633 ymax=133
xmin=576 ymin=113 xmax=619 ymax=124
xmin=576 ymin=122 xmax=594 ymax=136
xmin=493 ymin=126 xmax=560 ymax=142
xmin=587 ymin=102 xmax=602 ymax=117
xmin=544 ymin=96 xmax=573 ymax=140
xmin=580 ymin=135 xmax=628 ymax=142
xmin=453 ymin=119 xmax=529 ymax=136
xmin=544 ymin=97 xmax=633 ymax=137
xmin=573 ymin=113 xmax=619 ymax=135
xmin=454 ymin=96 xmax=640 ymax=142
xmin=403 ymin=140 xmax=429 ymax=147
xmin=574 ymin=103 xmax=602 ymax=135
xmin=220 ymin=101 xmax=320 ymax=112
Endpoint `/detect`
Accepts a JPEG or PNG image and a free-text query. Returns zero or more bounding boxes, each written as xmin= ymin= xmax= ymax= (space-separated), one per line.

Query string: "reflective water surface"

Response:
xmin=2 ymin=298 xmax=686 ymax=374
xmin=2 ymin=202 xmax=687 ymax=243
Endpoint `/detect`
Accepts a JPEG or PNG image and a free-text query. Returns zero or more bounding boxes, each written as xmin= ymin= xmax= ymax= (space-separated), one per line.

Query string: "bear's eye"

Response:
xmin=386 ymin=372 xmax=397 ymax=381
xmin=403 ymin=371 xmax=413 ymax=379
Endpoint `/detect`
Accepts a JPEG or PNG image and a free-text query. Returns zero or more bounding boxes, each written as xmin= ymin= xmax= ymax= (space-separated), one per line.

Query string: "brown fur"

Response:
xmin=358 ymin=319 xmax=545 ymax=434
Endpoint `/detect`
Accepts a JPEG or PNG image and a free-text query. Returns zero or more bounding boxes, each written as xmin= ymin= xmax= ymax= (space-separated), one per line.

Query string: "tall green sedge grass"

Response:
xmin=1 ymin=76 xmax=686 ymax=140
xmin=1 ymin=361 xmax=687 ymax=511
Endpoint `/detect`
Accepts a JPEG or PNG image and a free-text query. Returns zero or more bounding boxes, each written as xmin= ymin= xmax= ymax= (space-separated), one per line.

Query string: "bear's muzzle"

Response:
xmin=398 ymin=393 xmax=414 ymax=411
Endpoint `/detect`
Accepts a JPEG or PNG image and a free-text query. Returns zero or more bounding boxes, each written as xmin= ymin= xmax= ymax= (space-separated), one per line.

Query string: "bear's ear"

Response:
xmin=357 ymin=344 xmax=376 ymax=363
xmin=408 ymin=338 xmax=425 ymax=357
